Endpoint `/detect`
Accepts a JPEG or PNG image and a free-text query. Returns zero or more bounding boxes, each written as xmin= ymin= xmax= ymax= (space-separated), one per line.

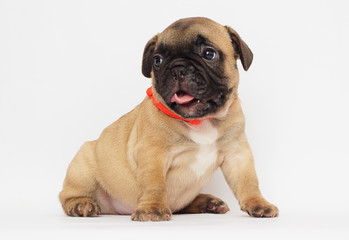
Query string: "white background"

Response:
xmin=1 ymin=0 xmax=349 ymax=239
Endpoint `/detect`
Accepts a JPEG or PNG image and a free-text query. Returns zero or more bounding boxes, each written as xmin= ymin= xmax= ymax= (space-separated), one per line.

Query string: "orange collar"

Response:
xmin=146 ymin=87 xmax=212 ymax=125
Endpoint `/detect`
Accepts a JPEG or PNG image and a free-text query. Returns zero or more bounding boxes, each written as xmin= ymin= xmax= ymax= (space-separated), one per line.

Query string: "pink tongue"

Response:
xmin=171 ymin=92 xmax=194 ymax=104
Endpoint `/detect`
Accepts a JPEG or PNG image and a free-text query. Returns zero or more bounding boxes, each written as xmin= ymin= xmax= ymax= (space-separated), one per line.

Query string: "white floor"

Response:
xmin=2 ymin=209 xmax=348 ymax=240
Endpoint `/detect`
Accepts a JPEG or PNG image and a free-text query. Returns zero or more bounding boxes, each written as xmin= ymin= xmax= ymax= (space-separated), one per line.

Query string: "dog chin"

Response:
xmin=170 ymin=100 xmax=209 ymax=119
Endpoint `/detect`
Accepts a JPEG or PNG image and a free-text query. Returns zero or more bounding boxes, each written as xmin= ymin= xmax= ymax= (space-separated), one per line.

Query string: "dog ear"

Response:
xmin=142 ymin=34 xmax=158 ymax=78
xmin=225 ymin=26 xmax=253 ymax=71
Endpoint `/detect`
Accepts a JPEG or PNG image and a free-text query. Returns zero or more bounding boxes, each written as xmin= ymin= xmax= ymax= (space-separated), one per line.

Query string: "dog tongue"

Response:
xmin=171 ymin=92 xmax=194 ymax=104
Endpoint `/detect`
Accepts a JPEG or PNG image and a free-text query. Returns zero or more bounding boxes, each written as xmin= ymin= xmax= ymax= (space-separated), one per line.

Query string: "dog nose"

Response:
xmin=171 ymin=66 xmax=187 ymax=81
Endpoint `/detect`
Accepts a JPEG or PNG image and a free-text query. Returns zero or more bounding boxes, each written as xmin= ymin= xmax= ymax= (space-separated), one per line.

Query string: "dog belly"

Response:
xmin=166 ymin=167 xmax=217 ymax=212
xmin=96 ymin=173 xmax=216 ymax=214
xmin=96 ymin=187 xmax=135 ymax=215
xmin=166 ymin=183 xmax=203 ymax=212
xmin=96 ymin=172 xmax=216 ymax=215
xmin=108 ymin=198 xmax=135 ymax=215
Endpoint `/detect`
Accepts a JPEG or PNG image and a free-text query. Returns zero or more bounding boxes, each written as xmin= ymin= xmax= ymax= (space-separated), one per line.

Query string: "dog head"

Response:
xmin=142 ymin=17 xmax=253 ymax=119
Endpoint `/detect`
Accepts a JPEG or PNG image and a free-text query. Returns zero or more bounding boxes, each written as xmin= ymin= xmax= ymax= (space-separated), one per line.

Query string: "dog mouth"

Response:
xmin=170 ymin=91 xmax=202 ymax=108
xmin=166 ymin=88 xmax=230 ymax=119
xmin=169 ymin=90 xmax=215 ymax=118
xmin=171 ymin=91 xmax=198 ymax=104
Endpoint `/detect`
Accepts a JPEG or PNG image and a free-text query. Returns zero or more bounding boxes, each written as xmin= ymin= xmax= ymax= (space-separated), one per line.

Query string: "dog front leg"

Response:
xmin=221 ymin=134 xmax=279 ymax=218
xmin=131 ymin=146 xmax=171 ymax=221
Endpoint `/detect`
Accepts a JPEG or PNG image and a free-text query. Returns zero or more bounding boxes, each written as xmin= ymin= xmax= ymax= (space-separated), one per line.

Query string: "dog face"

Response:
xmin=142 ymin=17 xmax=253 ymax=119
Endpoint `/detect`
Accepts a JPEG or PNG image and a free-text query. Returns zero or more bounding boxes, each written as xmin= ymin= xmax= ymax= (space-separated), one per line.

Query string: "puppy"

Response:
xmin=59 ymin=17 xmax=279 ymax=221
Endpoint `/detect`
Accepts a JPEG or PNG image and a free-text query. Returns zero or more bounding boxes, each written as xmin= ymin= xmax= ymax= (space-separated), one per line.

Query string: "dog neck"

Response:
xmin=146 ymin=87 xmax=212 ymax=125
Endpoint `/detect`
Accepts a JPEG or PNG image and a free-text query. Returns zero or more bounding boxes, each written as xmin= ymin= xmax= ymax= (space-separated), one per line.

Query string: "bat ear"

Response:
xmin=225 ymin=26 xmax=253 ymax=71
xmin=142 ymin=34 xmax=158 ymax=78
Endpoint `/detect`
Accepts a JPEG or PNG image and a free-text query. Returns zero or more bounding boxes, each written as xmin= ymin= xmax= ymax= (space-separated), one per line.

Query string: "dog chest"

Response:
xmin=168 ymin=120 xmax=219 ymax=178
xmin=188 ymin=121 xmax=218 ymax=178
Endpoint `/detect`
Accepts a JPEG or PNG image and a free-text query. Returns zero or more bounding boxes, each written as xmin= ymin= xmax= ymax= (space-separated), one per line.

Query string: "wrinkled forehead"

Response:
xmin=156 ymin=18 xmax=231 ymax=50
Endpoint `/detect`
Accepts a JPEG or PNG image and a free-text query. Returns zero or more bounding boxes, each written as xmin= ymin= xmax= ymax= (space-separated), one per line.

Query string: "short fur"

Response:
xmin=59 ymin=17 xmax=278 ymax=221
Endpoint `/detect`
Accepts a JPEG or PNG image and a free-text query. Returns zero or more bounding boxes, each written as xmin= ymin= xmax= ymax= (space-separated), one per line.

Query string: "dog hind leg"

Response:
xmin=59 ymin=141 xmax=101 ymax=217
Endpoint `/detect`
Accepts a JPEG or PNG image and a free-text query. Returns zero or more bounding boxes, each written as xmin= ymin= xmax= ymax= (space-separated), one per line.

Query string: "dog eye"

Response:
xmin=153 ymin=55 xmax=163 ymax=67
xmin=203 ymin=49 xmax=216 ymax=60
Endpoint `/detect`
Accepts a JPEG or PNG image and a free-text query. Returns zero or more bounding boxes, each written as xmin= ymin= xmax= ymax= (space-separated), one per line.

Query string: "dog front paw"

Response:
xmin=240 ymin=197 xmax=279 ymax=218
xmin=131 ymin=205 xmax=172 ymax=221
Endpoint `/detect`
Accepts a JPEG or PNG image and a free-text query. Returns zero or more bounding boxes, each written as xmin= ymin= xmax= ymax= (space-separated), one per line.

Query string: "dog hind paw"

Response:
xmin=204 ymin=198 xmax=230 ymax=214
xmin=65 ymin=197 xmax=101 ymax=217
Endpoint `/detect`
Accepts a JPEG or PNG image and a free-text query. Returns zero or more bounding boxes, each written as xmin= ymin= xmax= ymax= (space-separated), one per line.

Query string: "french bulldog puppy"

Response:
xmin=59 ymin=17 xmax=279 ymax=221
